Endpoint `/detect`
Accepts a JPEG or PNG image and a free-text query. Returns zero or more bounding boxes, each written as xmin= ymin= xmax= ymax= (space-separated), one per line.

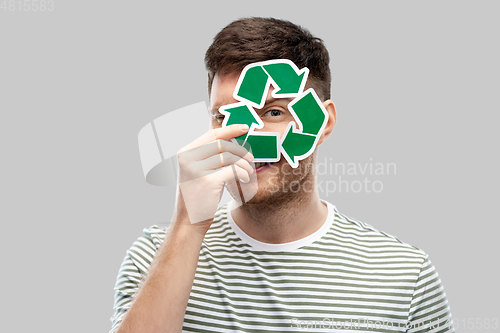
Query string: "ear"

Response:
xmin=317 ymin=100 xmax=337 ymax=145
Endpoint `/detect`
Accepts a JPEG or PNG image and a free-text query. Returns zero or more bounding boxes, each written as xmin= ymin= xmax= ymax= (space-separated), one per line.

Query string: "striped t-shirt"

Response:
xmin=110 ymin=200 xmax=454 ymax=332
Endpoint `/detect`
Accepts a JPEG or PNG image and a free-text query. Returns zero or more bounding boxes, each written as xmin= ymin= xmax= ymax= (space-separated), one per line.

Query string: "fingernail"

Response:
xmin=240 ymin=124 xmax=249 ymax=131
xmin=244 ymin=152 xmax=254 ymax=162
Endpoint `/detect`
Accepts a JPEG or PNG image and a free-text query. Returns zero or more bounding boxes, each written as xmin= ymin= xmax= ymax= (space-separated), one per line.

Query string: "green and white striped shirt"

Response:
xmin=110 ymin=200 xmax=454 ymax=332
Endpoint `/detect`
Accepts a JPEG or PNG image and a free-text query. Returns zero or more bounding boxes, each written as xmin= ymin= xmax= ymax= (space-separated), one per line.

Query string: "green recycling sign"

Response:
xmin=219 ymin=59 xmax=329 ymax=168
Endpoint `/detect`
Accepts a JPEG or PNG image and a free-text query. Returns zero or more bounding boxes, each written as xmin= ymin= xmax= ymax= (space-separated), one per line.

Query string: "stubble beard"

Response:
xmin=226 ymin=153 xmax=317 ymax=211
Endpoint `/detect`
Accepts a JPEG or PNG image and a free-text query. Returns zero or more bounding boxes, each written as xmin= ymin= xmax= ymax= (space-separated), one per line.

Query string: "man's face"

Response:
xmin=209 ymin=72 xmax=316 ymax=206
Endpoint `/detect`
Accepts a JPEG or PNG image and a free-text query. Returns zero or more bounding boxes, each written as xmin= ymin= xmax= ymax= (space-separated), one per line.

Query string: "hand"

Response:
xmin=173 ymin=124 xmax=254 ymax=233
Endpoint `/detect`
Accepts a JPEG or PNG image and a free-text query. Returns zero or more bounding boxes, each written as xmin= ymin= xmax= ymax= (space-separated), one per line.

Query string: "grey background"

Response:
xmin=1 ymin=1 xmax=498 ymax=332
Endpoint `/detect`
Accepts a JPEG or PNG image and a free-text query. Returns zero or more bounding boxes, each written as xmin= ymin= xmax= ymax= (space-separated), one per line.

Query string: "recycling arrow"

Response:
xmin=280 ymin=123 xmax=317 ymax=167
xmin=288 ymin=89 xmax=327 ymax=135
xmin=244 ymin=133 xmax=280 ymax=162
xmin=281 ymin=89 xmax=327 ymax=167
xmin=262 ymin=62 xmax=307 ymax=97
xmin=235 ymin=59 xmax=309 ymax=109
xmin=222 ymin=59 xmax=329 ymax=168
xmin=234 ymin=66 xmax=270 ymax=108
xmin=219 ymin=103 xmax=263 ymax=145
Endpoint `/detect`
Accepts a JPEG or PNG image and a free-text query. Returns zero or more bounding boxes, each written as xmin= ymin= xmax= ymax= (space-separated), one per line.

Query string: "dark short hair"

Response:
xmin=205 ymin=17 xmax=331 ymax=101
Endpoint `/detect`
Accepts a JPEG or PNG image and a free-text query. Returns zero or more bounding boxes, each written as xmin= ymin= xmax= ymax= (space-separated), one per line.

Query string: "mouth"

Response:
xmin=254 ymin=162 xmax=269 ymax=168
xmin=253 ymin=162 xmax=272 ymax=173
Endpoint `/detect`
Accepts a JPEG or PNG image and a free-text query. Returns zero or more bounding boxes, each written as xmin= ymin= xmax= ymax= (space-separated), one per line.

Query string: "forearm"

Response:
xmin=116 ymin=220 xmax=206 ymax=333
xmin=114 ymin=125 xmax=251 ymax=333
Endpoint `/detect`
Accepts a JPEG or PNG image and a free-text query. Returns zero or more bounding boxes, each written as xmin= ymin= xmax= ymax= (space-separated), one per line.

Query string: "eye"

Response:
xmin=212 ymin=113 xmax=225 ymax=124
xmin=263 ymin=109 xmax=283 ymax=117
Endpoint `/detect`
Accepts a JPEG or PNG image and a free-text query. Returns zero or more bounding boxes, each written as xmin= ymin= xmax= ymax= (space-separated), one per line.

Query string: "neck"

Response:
xmin=231 ymin=175 xmax=328 ymax=244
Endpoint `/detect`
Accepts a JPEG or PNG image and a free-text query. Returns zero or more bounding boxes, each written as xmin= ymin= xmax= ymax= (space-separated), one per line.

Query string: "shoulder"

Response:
xmin=328 ymin=203 xmax=428 ymax=262
xmin=141 ymin=224 xmax=169 ymax=248
xmin=124 ymin=224 xmax=168 ymax=275
xmin=131 ymin=204 xmax=230 ymax=260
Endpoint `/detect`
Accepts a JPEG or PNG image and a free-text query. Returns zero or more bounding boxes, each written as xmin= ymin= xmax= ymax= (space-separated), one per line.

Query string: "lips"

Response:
xmin=254 ymin=162 xmax=270 ymax=169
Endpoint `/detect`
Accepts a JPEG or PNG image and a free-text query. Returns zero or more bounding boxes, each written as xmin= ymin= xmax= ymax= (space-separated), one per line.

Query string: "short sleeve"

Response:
xmin=406 ymin=256 xmax=454 ymax=333
xmin=109 ymin=226 xmax=167 ymax=333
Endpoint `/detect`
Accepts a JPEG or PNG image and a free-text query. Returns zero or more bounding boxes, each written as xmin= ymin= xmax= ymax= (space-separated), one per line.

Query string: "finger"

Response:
xmin=192 ymin=140 xmax=254 ymax=163
xmin=181 ymin=124 xmax=249 ymax=153
xmin=201 ymin=152 xmax=254 ymax=175
xmin=213 ymin=164 xmax=250 ymax=184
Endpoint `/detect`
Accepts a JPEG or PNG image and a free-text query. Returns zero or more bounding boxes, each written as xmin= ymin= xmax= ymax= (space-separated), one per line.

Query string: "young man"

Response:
xmin=110 ymin=17 xmax=453 ymax=333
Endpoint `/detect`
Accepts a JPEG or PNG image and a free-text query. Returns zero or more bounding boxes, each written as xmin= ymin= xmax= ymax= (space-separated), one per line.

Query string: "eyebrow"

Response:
xmin=209 ymin=104 xmax=228 ymax=115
